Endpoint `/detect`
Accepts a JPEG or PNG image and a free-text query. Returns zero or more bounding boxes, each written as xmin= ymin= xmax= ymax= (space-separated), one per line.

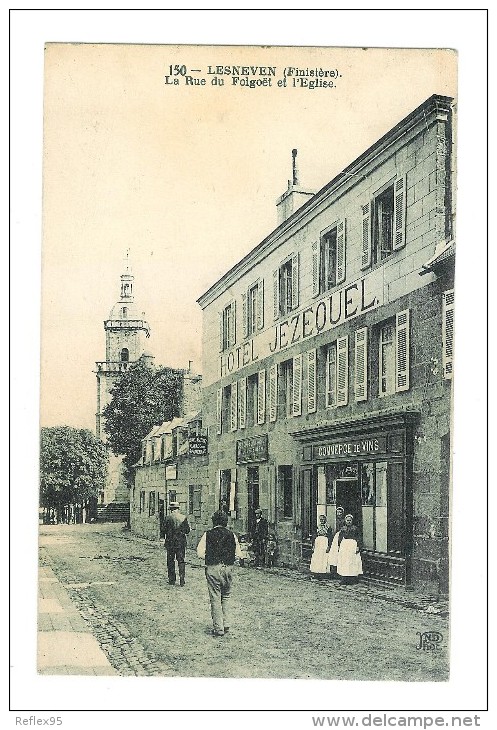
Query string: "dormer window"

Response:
xmin=121 ymin=307 xmax=128 ymax=319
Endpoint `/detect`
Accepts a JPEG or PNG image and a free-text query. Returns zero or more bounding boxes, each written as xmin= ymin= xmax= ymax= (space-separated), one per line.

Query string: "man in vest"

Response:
xmin=197 ymin=510 xmax=243 ymax=636
xmin=164 ymin=501 xmax=190 ymax=586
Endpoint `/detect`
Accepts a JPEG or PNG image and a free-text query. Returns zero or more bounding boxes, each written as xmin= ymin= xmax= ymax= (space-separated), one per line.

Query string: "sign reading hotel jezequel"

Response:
xmin=219 ymin=267 xmax=384 ymax=379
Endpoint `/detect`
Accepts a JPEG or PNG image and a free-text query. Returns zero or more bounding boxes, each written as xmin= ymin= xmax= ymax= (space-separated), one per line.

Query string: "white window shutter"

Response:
xmin=230 ymin=301 xmax=237 ymax=346
xmin=311 ymin=241 xmax=320 ymax=297
xmin=292 ymin=354 xmax=303 ymax=416
xmin=336 ymin=336 xmax=349 ymax=406
xmin=396 ymin=309 xmax=410 ymax=392
xmin=257 ymin=369 xmax=266 ymax=424
xmin=257 ymin=279 xmax=264 ymax=330
xmin=361 ymin=202 xmax=372 ymax=270
xmin=291 ymin=252 xmax=300 ymax=310
xmin=336 ymin=219 xmax=346 ymax=284
xmin=307 ymin=349 xmax=317 ymax=413
xmin=269 ymin=364 xmax=278 ymax=422
xmin=443 ymin=290 xmax=454 ymax=379
xmin=230 ymin=469 xmax=237 ymax=513
xmin=219 ymin=312 xmax=224 ymax=352
xmin=238 ymin=377 xmax=247 ymax=429
xmin=273 ymin=269 xmax=280 ymax=321
xmin=230 ymin=382 xmax=238 ymax=431
xmin=393 ymin=175 xmax=407 ymax=251
xmin=216 ymin=388 xmax=222 ymax=434
xmin=354 ymin=327 xmax=368 ymax=402
xmin=241 ymin=292 xmax=248 ymax=339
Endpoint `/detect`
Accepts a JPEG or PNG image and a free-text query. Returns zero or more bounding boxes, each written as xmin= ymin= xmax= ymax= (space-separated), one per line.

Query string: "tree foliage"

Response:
xmin=102 ymin=360 xmax=183 ymax=474
xmin=40 ymin=426 xmax=108 ymax=521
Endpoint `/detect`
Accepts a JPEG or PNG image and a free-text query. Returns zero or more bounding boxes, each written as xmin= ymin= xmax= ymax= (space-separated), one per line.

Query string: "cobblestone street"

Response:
xmin=38 ymin=523 xmax=449 ymax=681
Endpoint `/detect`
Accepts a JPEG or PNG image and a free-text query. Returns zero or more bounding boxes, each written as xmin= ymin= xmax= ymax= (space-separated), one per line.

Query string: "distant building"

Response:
xmin=94 ymin=260 xmax=151 ymax=520
xmin=131 ymin=378 xmax=207 ymax=544
xmin=197 ymin=95 xmax=455 ymax=594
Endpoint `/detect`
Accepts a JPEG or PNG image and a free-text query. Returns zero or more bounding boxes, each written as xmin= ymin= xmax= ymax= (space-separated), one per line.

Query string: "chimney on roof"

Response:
xmin=276 ymin=149 xmax=315 ymax=225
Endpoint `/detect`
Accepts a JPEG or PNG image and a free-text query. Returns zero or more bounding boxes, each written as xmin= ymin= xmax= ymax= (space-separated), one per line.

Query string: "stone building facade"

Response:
xmin=196 ymin=95 xmax=455 ymax=594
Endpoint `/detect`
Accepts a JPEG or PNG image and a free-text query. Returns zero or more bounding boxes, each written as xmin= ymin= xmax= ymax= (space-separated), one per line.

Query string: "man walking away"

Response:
xmin=197 ymin=510 xmax=244 ymax=636
xmin=164 ymin=501 xmax=190 ymax=586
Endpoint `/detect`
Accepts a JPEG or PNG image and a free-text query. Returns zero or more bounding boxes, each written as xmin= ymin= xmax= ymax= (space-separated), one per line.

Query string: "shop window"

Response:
xmin=219 ymin=301 xmax=236 ymax=352
xmin=219 ymin=470 xmax=233 ymax=513
xmin=273 ymin=253 xmax=299 ymax=319
xmin=359 ymin=461 xmax=404 ymax=554
xmin=278 ymin=465 xmax=293 ymax=518
xmin=148 ymin=491 xmax=156 ymax=516
xmin=243 ymin=279 xmax=264 ymax=336
xmin=312 ymin=221 xmax=346 ymax=297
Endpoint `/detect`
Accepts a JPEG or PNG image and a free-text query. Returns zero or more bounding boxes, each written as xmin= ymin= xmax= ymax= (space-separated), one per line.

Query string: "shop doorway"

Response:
xmin=335 ymin=478 xmax=362 ymax=535
xmin=247 ymin=467 xmax=259 ymax=535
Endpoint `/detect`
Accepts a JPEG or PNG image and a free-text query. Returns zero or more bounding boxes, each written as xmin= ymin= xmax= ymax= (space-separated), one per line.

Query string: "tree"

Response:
xmin=102 ymin=360 xmax=183 ymax=475
xmin=40 ymin=426 xmax=108 ymax=524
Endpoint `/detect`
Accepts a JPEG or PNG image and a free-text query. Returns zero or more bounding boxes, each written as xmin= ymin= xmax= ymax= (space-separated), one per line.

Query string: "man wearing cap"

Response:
xmin=252 ymin=508 xmax=269 ymax=568
xmin=197 ymin=510 xmax=244 ymax=636
xmin=164 ymin=501 xmax=190 ymax=586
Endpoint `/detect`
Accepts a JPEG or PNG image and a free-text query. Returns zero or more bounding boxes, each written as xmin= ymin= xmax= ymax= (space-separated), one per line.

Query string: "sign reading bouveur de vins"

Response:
xmin=236 ymin=435 xmax=269 ymax=464
xmin=189 ymin=435 xmax=208 ymax=456
xmin=310 ymin=437 xmax=388 ymax=460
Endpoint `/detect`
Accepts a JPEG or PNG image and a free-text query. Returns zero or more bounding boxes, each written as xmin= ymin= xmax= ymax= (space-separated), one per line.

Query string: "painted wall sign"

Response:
xmin=189 ymin=435 xmax=208 ymax=456
xmin=311 ymin=437 xmax=388 ymax=460
xmin=218 ymin=267 xmax=383 ymax=380
xmin=236 ymin=435 xmax=269 ymax=464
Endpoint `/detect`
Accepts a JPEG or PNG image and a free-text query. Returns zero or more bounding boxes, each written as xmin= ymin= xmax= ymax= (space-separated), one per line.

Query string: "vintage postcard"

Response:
xmin=9 ymin=13 xmax=488 ymax=718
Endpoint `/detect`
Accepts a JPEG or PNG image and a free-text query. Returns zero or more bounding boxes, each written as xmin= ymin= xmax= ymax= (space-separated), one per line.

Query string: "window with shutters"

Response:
xmin=238 ymin=377 xmax=247 ymax=430
xmin=379 ymin=320 xmax=396 ymax=396
xmin=222 ymin=385 xmax=231 ymax=433
xmin=307 ymin=349 xmax=317 ymax=413
xmin=373 ymin=185 xmax=395 ymax=263
xmin=220 ymin=300 xmax=237 ymax=351
xmin=362 ymin=176 xmax=406 ymax=270
xmin=188 ymin=485 xmax=202 ymax=517
xmin=246 ymin=373 xmax=258 ymax=427
xmin=313 ymin=221 xmax=346 ymax=296
xmin=279 ymin=359 xmax=294 ymax=417
xmin=274 ymin=254 xmax=299 ymax=318
xmin=269 ymin=364 xmax=278 ymax=422
xmin=257 ymin=369 xmax=266 ymax=424
xmin=354 ymin=327 xmax=368 ymax=402
xmin=140 ymin=490 xmax=146 ymax=513
xmin=326 ymin=342 xmax=337 ymax=408
xmin=245 ymin=279 xmax=264 ymax=336
xmin=278 ymin=465 xmax=293 ymax=519
xmin=230 ymin=382 xmax=238 ymax=432
xmin=443 ymin=289 xmax=454 ymax=379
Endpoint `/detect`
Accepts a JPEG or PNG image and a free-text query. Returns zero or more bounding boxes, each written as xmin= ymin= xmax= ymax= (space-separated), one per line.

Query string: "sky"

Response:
xmin=9 ymin=8 xmax=489 ymax=716
xmin=39 ymin=42 xmax=457 ymax=431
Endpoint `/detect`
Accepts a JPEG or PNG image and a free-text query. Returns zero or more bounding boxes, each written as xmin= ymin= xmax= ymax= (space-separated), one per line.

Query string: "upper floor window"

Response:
xmin=120 ymin=348 xmax=129 ymax=362
xmin=219 ymin=301 xmax=237 ymax=352
xmin=312 ymin=221 xmax=346 ymax=297
xmin=273 ymin=253 xmax=299 ymax=319
xmin=377 ymin=309 xmax=410 ymax=396
xmin=121 ymin=307 xmax=128 ymax=319
xmin=361 ymin=176 xmax=406 ymax=270
xmin=242 ymin=279 xmax=264 ymax=337
xmin=379 ymin=321 xmax=396 ymax=396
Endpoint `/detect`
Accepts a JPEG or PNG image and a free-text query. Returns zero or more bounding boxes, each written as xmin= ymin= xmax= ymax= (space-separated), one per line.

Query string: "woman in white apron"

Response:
xmin=336 ymin=513 xmax=363 ymax=585
xmin=309 ymin=514 xmax=334 ymax=579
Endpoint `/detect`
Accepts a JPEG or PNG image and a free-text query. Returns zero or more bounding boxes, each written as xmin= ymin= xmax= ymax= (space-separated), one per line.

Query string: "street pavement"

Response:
xmin=38 ymin=522 xmax=449 ymax=680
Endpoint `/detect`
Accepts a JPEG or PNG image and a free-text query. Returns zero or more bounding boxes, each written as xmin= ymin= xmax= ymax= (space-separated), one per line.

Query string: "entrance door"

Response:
xmin=335 ymin=478 xmax=362 ymax=536
xmin=247 ymin=467 xmax=260 ymax=536
xmin=302 ymin=467 xmax=317 ymax=540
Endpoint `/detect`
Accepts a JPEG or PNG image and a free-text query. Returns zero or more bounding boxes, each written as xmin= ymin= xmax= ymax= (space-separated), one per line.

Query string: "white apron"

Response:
xmin=310 ymin=535 xmax=330 ymax=574
xmin=336 ymin=538 xmax=363 ymax=577
xmin=327 ymin=532 xmax=339 ymax=568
